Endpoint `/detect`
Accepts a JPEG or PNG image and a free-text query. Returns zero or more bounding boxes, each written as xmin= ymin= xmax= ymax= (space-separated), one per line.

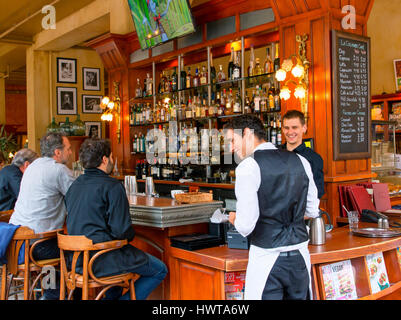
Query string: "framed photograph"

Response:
xmin=57 ymin=87 xmax=77 ymax=115
xmin=82 ymin=94 xmax=102 ymax=113
xmin=85 ymin=121 xmax=101 ymax=138
xmin=57 ymin=58 xmax=77 ymax=83
xmin=394 ymin=59 xmax=401 ymax=92
xmin=83 ymin=67 xmax=100 ymax=91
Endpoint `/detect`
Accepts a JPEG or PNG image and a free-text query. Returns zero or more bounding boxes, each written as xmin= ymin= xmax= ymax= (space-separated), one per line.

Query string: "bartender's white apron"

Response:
xmin=244 ymin=240 xmax=312 ymax=300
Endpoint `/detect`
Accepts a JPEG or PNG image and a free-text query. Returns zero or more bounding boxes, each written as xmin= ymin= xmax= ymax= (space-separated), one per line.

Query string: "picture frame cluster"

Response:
xmin=56 ymin=57 xmax=102 ymax=138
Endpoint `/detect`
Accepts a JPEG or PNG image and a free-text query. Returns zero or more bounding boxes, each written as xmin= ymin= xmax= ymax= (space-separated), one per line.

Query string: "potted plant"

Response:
xmin=0 ymin=124 xmax=18 ymax=165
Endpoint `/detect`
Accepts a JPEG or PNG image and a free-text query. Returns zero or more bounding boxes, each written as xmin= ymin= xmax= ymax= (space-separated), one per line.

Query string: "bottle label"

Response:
xmin=233 ymin=68 xmax=240 ymax=79
xmin=234 ymin=102 xmax=241 ymax=113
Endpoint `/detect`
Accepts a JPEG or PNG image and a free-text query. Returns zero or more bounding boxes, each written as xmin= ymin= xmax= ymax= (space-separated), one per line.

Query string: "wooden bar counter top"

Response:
xmin=168 ymin=223 xmax=401 ymax=300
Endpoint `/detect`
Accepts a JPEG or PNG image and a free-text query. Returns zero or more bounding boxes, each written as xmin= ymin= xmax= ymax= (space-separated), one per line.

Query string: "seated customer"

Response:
xmin=65 ymin=138 xmax=167 ymax=300
xmin=9 ymin=132 xmax=74 ymax=299
xmin=0 ymin=148 xmax=38 ymax=211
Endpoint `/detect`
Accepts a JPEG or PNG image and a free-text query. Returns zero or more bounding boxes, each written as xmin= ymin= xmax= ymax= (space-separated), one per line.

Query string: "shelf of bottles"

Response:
xmin=129 ymin=37 xmax=283 ymax=172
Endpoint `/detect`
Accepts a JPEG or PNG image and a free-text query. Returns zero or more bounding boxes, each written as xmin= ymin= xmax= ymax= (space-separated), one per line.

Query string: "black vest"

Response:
xmin=250 ymin=149 xmax=309 ymax=249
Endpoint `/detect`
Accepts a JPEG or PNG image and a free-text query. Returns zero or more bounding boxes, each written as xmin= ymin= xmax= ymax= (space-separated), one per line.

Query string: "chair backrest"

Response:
xmin=57 ymin=232 xmax=128 ymax=292
xmin=0 ymin=210 xmax=13 ymax=223
xmin=6 ymin=226 xmax=61 ymax=275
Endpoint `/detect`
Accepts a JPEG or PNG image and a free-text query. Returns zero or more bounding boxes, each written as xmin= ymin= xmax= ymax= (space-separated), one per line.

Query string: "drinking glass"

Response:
xmin=347 ymin=211 xmax=359 ymax=231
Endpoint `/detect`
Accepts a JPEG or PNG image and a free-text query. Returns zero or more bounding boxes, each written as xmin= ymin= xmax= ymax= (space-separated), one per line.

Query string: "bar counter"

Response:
xmin=127 ymin=195 xmax=223 ymax=299
xmin=167 ymin=222 xmax=401 ymax=300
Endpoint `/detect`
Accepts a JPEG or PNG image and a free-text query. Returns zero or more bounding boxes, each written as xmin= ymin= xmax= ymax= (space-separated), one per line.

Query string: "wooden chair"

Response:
xmin=57 ymin=232 xmax=140 ymax=300
xmin=1 ymin=226 xmax=61 ymax=300
xmin=0 ymin=210 xmax=13 ymax=223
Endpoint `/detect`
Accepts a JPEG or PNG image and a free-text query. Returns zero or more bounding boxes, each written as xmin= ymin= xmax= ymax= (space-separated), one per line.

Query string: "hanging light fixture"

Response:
xmin=275 ymin=34 xmax=310 ymax=124
xmin=100 ymin=81 xmax=122 ymax=143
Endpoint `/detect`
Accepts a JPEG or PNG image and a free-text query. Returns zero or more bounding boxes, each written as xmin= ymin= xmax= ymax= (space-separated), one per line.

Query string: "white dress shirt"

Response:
xmin=233 ymin=142 xmax=320 ymax=300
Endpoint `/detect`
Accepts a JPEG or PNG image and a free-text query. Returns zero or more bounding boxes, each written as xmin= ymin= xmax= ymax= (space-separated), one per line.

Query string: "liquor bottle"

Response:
xmin=164 ymin=71 xmax=171 ymax=93
xmin=145 ymin=103 xmax=151 ymax=123
xmin=274 ymin=86 xmax=281 ymax=112
xmin=210 ymin=52 xmax=216 ymax=85
xmin=254 ymin=58 xmax=263 ymax=76
xmin=254 ymin=86 xmax=261 ymax=113
xmin=266 ymin=115 xmax=272 ymax=142
xmin=171 ymin=100 xmax=177 ymax=121
xmin=186 ymin=98 xmax=193 ymax=119
xmin=136 ymin=104 xmax=141 ymax=124
xmin=133 ymin=134 xmax=138 ymax=153
xmin=268 ymin=84 xmax=275 ymax=112
xmin=260 ymin=89 xmax=267 ymax=113
xmin=142 ymin=78 xmax=147 ymax=97
xmin=135 ymin=78 xmax=142 ymax=98
xmin=264 ymin=46 xmax=273 ymax=74
xmin=171 ymin=67 xmax=178 ymax=92
xmin=129 ymin=104 xmax=134 ymax=126
xmin=209 ymin=99 xmax=215 ymax=117
xmin=232 ymin=52 xmax=241 ymax=80
xmin=196 ymin=96 xmax=202 ymax=118
xmin=217 ymin=65 xmax=226 ymax=83
xmin=200 ymin=66 xmax=208 ymax=85
xmin=225 ymin=89 xmax=233 ymax=115
xmin=135 ymin=160 xmax=141 ymax=177
xmin=158 ymin=73 xmax=164 ymax=94
xmin=160 ymin=102 xmax=166 ymax=122
xmin=244 ymin=95 xmax=251 ymax=114
xmin=202 ymin=98 xmax=207 ymax=118
xmin=180 ymin=58 xmax=186 ymax=90
xmin=271 ymin=115 xmax=277 ymax=146
xmin=277 ymin=115 xmax=282 ymax=146
xmin=193 ymin=68 xmax=200 ymax=87
xmin=186 ymin=67 xmax=192 ymax=89
xmin=146 ymin=73 xmax=153 ymax=96
xmin=228 ymin=47 xmax=235 ymax=80
xmin=233 ymin=92 xmax=242 ymax=114
xmin=274 ymin=43 xmax=280 ymax=72
xmin=248 ymin=45 xmax=255 ymax=77
xmin=191 ymin=96 xmax=197 ymax=118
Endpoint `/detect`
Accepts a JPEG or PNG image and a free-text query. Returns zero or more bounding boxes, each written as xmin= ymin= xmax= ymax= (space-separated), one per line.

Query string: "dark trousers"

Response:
xmin=31 ymin=238 xmax=60 ymax=300
xmin=261 ymin=251 xmax=309 ymax=300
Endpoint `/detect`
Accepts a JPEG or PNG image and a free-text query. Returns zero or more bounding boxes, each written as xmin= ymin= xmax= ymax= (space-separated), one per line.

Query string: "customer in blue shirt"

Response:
xmin=0 ymin=148 xmax=38 ymax=211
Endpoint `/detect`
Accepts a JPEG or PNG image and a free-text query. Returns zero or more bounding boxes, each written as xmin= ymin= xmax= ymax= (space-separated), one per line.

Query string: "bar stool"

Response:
xmin=57 ymin=232 xmax=140 ymax=300
xmin=0 ymin=226 xmax=61 ymax=300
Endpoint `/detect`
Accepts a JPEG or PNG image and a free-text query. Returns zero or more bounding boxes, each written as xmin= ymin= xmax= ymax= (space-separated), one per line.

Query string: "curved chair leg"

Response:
xmin=130 ymin=279 xmax=136 ymax=300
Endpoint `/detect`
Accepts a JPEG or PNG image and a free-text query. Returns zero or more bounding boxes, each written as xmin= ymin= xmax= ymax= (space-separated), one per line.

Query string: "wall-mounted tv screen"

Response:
xmin=127 ymin=0 xmax=195 ymax=50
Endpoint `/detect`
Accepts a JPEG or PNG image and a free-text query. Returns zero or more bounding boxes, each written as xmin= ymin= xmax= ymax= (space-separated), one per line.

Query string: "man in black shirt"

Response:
xmin=0 ymin=148 xmax=38 ymax=211
xmin=281 ymin=110 xmax=325 ymax=199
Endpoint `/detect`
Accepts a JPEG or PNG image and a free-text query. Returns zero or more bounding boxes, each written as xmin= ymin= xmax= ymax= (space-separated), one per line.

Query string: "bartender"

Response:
xmin=225 ymin=115 xmax=319 ymax=300
xmin=281 ymin=110 xmax=325 ymax=199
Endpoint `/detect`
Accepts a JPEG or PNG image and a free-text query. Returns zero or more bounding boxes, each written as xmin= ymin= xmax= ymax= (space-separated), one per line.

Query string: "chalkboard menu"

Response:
xmin=332 ymin=30 xmax=371 ymax=160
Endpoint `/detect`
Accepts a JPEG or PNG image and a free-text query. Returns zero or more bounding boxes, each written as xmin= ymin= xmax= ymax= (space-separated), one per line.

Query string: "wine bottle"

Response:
xmin=248 ymin=45 xmax=255 ymax=77
xmin=180 ymin=58 xmax=186 ymax=90
xmin=274 ymin=86 xmax=281 ymax=112
xmin=254 ymin=86 xmax=261 ymax=113
xmin=171 ymin=67 xmax=178 ymax=92
xmin=186 ymin=67 xmax=192 ymax=89
xmin=210 ymin=52 xmax=216 ymax=85
xmin=274 ymin=43 xmax=280 ymax=72
xmin=228 ymin=47 xmax=234 ymax=80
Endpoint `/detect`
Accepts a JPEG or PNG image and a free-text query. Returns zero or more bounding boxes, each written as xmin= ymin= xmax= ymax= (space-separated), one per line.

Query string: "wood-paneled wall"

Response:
xmin=88 ymin=0 xmax=375 ymax=226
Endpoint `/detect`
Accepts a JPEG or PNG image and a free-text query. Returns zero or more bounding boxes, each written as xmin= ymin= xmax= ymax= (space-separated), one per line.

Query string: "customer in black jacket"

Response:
xmin=65 ymin=138 xmax=167 ymax=300
xmin=0 ymin=148 xmax=38 ymax=211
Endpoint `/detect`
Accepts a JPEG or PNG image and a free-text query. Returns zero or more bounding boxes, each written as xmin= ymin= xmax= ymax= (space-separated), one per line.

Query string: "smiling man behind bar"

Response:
xmin=225 ymin=115 xmax=319 ymax=300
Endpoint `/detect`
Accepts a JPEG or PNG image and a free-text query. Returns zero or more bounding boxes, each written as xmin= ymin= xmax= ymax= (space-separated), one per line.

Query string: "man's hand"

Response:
xmin=229 ymin=211 xmax=236 ymax=225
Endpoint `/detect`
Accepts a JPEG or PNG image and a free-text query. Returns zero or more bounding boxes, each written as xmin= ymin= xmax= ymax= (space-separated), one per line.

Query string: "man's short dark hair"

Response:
xmin=224 ymin=115 xmax=266 ymax=141
xmin=40 ymin=132 xmax=66 ymax=157
xmin=282 ymin=110 xmax=306 ymax=125
xmin=79 ymin=138 xmax=111 ymax=169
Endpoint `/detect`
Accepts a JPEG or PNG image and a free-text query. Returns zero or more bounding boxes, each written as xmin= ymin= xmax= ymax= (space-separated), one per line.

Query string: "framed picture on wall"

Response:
xmin=394 ymin=59 xmax=401 ymax=92
xmin=82 ymin=94 xmax=102 ymax=113
xmin=57 ymin=58 xmax=77 ymax=83
xmin=83 ymin=67 xmax=100 ymax=91
xmin=85 ymin=121 xmax=101 ymax=138
xmin=57 ymin=86 xmax=77 ymax=115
